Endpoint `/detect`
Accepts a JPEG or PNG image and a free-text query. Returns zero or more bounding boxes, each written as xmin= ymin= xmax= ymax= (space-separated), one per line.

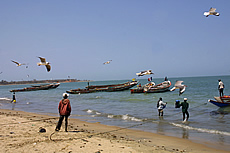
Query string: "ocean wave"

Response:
xmin=170 ymin=122 xmax=230 ymax=136
xmin=85 ymin=109 xmax=101 ymax=115
xmin=84 ymin=109 xmax=143 ymax=122
xmin=0 ymin=97 xmax=11 ymax=101
xmin=107 ymin=114 xmax=143 ymax=122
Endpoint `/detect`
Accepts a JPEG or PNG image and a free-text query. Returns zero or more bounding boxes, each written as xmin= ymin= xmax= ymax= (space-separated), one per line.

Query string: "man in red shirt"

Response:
xmin=55 ymin=93 xmax=71 ymax=132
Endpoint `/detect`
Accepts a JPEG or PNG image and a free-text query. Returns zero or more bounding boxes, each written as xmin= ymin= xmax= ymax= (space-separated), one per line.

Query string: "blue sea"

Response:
xmin=1 ymin=75 xmax=230 ymax=150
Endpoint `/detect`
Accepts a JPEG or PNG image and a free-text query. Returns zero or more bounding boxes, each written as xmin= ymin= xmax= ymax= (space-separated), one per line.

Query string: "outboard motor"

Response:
xmin=175 ymin=100 xmax=180 ymax=108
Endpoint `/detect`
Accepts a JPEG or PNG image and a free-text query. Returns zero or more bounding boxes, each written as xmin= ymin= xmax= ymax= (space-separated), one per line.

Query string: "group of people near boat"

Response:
xmin=157 ymin=79 xmax=225 ymax=122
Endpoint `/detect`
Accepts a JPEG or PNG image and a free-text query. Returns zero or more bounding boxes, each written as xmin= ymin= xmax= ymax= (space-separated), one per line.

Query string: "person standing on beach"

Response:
xmin=157 ymin=97 xmax=167 ymax=116
xmin=55 ymin=93 xmax=71 ymax=132
xmin=218 ymin=79 xmax=224 ymax=97
xmin=179 ymin=98 xmax=189 ymax=122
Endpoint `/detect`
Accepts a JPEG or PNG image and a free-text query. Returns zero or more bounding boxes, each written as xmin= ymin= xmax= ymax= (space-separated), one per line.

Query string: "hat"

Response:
xmin=176 ymin=100 xmax=180 ymax=102
xmin=184 ymin=98 xmax=187 ymax=101
xmin=63 ymin=93 xmax=69 ymax=97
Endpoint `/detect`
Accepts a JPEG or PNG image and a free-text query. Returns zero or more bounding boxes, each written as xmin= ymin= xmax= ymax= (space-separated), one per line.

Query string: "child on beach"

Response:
xmin=55 ymin=93 xmax=71 ymax=132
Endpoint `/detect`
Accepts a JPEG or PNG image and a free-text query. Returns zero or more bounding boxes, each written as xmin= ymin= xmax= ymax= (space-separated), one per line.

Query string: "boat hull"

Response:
xmin=208 ymin=99 xmax=230 ymax=107
xmin=10 ymin=83 xmax=60 ymax=92
xmin=66 ymin=89 xmax=95 ymax=94
xmin=130 ymin=81 xmax=171 ymax=93
xmin=67 ymin=81 xmax=138 ymax=94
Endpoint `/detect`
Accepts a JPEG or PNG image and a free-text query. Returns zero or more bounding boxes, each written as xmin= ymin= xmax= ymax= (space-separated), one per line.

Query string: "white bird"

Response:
xmin=37 ymin=57 xmax=51 ymax=72
xmin=170 ymin=81 xmax=187 ymax=96
xmin=103 ymin=60 xmax=112 ymax=65
xmin=204 ymin=7 xmax=220 ymax=17
xmin=11 ymin=60 xmax=26 ymax=67
xmin=136 ymin=70 xmax=154 ymax=77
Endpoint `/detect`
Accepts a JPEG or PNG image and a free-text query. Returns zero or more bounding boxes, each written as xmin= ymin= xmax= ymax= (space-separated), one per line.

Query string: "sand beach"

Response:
xmin=0 ymin=109 xmax=228 ymax=153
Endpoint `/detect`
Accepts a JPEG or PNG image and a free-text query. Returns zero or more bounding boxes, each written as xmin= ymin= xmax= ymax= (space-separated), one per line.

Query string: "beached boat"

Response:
xmin=67 ymin=81 xmax=139 ymax=94
xmin=208 ymin=96 xmax=230 ymax=107
xmin=10 ymin=83 xmax=60 ymax=92
xmin=130 ymin=81 xmax=171 ymax=93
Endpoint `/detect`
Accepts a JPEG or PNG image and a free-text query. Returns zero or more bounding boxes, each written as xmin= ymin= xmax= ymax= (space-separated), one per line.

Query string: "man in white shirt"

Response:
xmin=218 ymin=79 xmax=224 ymax=97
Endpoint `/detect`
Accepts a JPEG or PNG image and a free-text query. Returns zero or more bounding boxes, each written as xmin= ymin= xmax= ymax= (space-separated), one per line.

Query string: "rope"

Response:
xmin=0 ymin=117 xmax=58 ymax=126
xmin=50 ymin=119 xmax=155 ymax=141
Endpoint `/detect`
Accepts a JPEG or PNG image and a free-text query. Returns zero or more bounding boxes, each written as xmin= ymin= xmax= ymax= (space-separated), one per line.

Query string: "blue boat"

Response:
xmin=208 ymin=99 xmax=230 ymax=107
xmin=208 ymin=96 xmax=230 ymax=107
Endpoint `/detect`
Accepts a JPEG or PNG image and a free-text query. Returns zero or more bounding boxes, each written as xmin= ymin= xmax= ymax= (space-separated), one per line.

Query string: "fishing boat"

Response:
xmin=67 ymin=81 xmax=139 ymax=94
xmin=10 ymin=83 xmax=60 ymax=92
xmin=106 ymin=81 xmax=139 ymax=92
xmin=66 ymin=89 xmax=95 ymax=94
xmin=208 ymin=96 xmax=230 ymax=107
xmin=130 ymin=81 xmax=171 ymax=93
xmin=144 ymin=81 xmax=171 ymax=93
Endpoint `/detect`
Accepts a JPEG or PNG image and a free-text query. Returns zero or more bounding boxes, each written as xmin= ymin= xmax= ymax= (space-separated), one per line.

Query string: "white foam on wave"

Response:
xmin=87 ymin=109 xmax=93 ymax=113
xmin=0 ymin=97 xmax=11 ymax=101
xmin=170 ymin=122 xmax=230 ymax=136
xmin=108 ymin=115 xmax=114 ymax=118
xmin=122 ymin=114 xmax=142 ymax=122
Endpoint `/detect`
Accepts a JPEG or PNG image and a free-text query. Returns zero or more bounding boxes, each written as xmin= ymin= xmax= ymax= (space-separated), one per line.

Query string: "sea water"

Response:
xmin=0 ymin=75 xmax=230 ymax=149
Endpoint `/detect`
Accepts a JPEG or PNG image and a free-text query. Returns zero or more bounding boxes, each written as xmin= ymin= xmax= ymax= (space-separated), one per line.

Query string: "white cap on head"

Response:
xmin=63 ymin=93 xmax=69 ymax=97
xmin=184 ymin=98 xmax=187 ymax=101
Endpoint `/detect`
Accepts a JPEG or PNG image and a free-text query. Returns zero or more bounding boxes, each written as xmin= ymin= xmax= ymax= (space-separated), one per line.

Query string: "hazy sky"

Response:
xmin=0 ymin=0 xmax=229 ymax=81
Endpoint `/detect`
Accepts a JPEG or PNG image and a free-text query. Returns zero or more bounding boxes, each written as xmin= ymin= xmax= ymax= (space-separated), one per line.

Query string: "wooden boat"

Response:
xmin=10 ymin=83 xmax=60 ymax=92
xmin=66 ymin=89 xmax=95 ymax=94
xmin=130 ymin=88 xmax=144 ymax=93
xmin=130 ymin=81 xmax=171 ymax=93
xmin=67 ymin=81 xmax=138 ymax=94
xmin=144 ymin=81 xmax=171 ymax=93
xmin=106 ymin=81 xmax=138 ymax=92
xmin=208 ymin=96 xmax=230 ymax=107
xmin=86 ymin=81 xmax=136 ymax=89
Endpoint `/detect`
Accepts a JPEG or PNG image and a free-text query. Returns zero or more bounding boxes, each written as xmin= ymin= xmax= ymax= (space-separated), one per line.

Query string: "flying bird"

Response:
xmin=136 ymin=70 xmax=154 ymax=77
xmin=11 ymin=60 xmax=26 ymax=67
xmin=170 ymin=81 xmax=187 ymax=96
xmin=204 ymin=7 xmax=220 ymax=17
xmin=103 ymin=60 xmax=112 ymax=65
xmin=37 ymin=57 xmax=51 ymax=72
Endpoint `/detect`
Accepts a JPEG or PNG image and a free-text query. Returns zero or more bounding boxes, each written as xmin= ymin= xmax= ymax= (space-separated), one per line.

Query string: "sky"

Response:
xmin=0 ymin=0 xmax=230 ymax=81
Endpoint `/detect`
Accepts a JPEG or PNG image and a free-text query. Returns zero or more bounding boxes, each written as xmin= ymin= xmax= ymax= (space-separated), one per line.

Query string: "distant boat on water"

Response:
xmin=67 ymin=81 xmax=138 ymax=94
xmin=10 ymin=83 xmax=60 ymax=92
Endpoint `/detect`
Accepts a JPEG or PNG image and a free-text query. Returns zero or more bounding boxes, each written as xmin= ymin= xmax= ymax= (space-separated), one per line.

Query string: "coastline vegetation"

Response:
xmin=0 ymin=79 xmax=92 ymax=85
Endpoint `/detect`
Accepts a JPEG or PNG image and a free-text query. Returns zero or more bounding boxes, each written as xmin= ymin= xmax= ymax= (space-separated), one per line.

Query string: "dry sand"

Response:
xmin=0 ymin=109 xmax=228 ymax=153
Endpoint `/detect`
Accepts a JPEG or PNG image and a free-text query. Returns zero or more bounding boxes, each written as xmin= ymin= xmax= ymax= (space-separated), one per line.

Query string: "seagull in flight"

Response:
xmin=37 ymin=57 xmax=51 ymax=72
xmin=170 ymin=81 xmax=187 ymax=96
xmin=204 ymin=7 xmax=220 ymax=17
xmin=11 ymin=60 xmax=27 ymax=67
xmin=103 ymin=60 xmax=112 ymax=65
xmin=136 ymin=70 xmax=154 ymax=77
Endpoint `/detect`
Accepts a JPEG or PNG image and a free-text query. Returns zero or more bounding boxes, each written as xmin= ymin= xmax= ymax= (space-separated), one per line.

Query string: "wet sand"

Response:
xmin=0 ymin=109 xmax=228 ymax=153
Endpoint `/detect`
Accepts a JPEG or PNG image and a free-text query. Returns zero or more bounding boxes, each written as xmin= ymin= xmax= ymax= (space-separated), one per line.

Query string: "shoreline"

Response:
xmin=0 ymin=109 xmax=229 ymax=153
